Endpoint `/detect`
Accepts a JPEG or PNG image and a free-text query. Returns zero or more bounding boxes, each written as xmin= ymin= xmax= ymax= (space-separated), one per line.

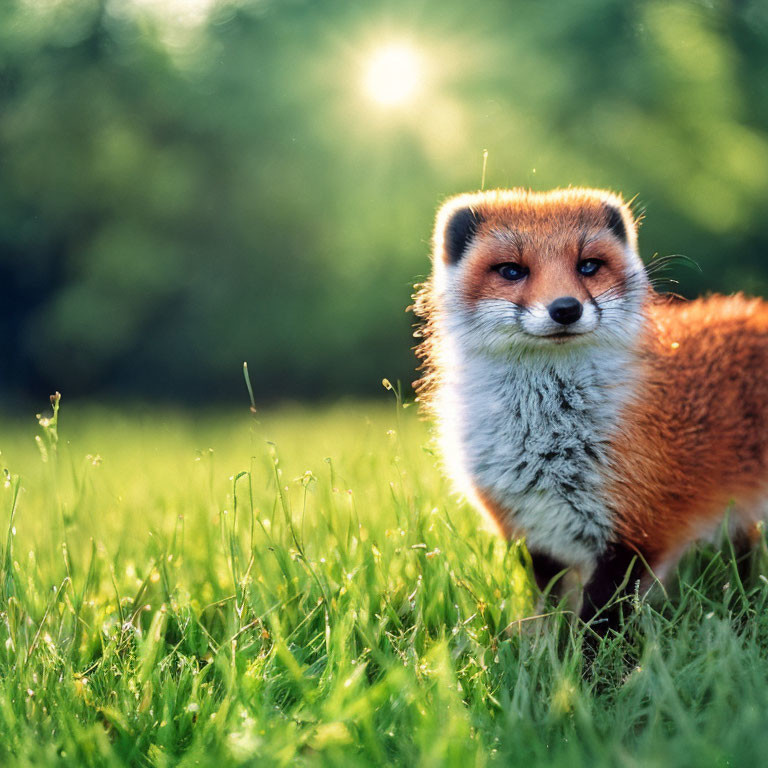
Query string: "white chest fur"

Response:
xmin=436 ymin=343 xmax=635 ymax=568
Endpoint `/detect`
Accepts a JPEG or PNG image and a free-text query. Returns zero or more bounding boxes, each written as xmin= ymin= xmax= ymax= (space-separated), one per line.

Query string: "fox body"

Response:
xmin=415 ymin=188 xmax=768 ymax=628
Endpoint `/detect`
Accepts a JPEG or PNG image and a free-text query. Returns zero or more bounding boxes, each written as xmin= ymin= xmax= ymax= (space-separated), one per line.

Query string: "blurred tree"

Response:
xmin=0 ymin=0 xmax=767 ymax=404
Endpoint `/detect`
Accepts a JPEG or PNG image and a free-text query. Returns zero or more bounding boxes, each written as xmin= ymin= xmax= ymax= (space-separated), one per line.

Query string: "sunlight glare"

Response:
xmin=364 ymin=44 xmax=424 ymax=107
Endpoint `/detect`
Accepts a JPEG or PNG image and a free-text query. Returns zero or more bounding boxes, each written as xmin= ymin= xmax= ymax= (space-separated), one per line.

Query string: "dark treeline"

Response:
xmin=1 ymin=0 xmax=767 ymax=404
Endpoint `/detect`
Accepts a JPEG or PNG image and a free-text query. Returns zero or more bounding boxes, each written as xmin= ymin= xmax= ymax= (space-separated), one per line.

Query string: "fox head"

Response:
xmin=430 ymin=188 xmax=649 ymax=356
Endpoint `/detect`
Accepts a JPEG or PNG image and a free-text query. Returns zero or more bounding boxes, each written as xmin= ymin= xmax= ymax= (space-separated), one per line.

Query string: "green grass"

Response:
xmin=1 ymin=396 xmax=768 ymax=767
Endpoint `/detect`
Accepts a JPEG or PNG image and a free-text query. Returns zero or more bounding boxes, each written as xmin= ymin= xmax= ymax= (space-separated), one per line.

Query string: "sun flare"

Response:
xmin=364 ymin=44 xmax=424 ymax=107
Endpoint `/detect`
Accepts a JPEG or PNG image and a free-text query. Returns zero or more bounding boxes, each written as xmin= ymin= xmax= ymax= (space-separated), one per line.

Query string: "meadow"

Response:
xmin=1 ymin=394 xmax=768 ymax=767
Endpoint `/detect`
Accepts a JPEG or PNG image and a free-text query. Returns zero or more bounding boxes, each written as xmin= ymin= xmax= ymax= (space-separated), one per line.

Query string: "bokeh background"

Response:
xmin=2 ymin=0 xmax=768 ymax=406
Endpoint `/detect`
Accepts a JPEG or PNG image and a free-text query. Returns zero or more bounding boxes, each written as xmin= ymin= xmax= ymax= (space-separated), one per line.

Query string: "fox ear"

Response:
xmin=440 ymin=205 xmax=484 ymax=265
xmin=604 ymin=203 xmax=629 ymax=243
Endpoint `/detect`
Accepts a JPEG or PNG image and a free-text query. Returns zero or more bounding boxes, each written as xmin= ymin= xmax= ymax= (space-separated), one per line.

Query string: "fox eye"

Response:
xmin=577 ymin=258 xmax=603 ymax=277
xmin=494 ymin=262 xmax=529 ymax=282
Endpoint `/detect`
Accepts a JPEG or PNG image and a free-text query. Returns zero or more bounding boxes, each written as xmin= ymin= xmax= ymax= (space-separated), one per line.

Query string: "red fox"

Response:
xmin=414 ymin=187 xmax=768 ymax=632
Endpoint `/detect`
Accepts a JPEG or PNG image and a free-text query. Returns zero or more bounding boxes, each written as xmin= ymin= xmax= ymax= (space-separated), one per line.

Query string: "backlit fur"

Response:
xmin=415 ymin=187 xmax=768 ymax=596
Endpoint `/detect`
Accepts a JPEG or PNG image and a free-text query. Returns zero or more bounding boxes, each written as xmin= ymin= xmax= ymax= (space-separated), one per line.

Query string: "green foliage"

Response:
xmin=1 ymin=0 xmax=768 ymax=400
xmin=0 ymin=399 xmax=767 ymax=765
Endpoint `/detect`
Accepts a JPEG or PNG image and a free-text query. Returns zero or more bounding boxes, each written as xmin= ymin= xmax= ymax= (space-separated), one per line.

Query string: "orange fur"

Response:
xmin=608 ymin=294 xmax=768 ymax=572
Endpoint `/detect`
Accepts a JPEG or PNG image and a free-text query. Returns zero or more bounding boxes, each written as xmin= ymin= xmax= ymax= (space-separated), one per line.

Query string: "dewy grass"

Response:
xmin=0 ymin=399 xmax=767 ymax=767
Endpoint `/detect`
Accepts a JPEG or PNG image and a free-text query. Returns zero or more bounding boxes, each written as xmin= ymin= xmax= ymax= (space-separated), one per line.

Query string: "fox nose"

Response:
xmin=548 ymin=296 xmax=583 ymax=325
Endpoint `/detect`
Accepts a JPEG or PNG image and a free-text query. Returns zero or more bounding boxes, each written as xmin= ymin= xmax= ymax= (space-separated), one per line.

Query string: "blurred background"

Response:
xmin=1 ymin=0 xmax=767 ymax=407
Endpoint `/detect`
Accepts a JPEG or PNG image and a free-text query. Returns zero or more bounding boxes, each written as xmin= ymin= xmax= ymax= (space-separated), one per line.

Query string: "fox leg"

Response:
xmin=530 ymin=551 xmax=567 ymax=592
xmin=579 ymin=543 xmax=643 ymax=635
xmin=731 ymin=501 xmax=767 ymax=551
xmin=727 ymin=504 xmax=767 ymax=583
xmin=529 ymin=551 xmax=568 ymax=601
xmin=528 ymin=551 xmax=591 ymax=620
